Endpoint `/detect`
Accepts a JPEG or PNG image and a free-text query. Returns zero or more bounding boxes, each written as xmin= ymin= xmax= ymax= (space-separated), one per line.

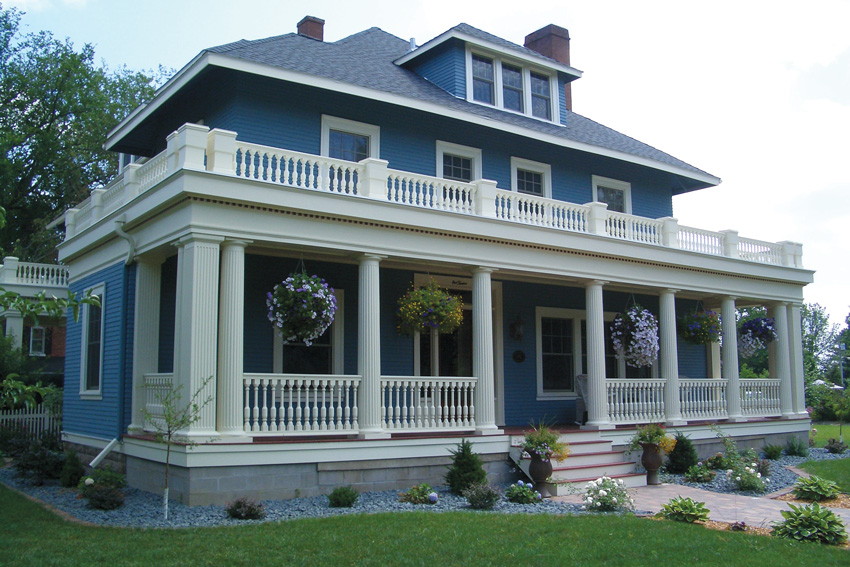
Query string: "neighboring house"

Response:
xmin=0 ymin=257 xmax=69 ymax=386
xmin=58 ymin=17 xmax=812 ymax=505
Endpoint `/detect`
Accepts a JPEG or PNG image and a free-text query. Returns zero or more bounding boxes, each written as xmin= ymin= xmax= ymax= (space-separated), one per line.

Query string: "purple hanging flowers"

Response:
xmin=610 ymin=305 xmax=659 ymax=368
xmin=738 ymin=317 xmax=777 ymax=358
xmin=267 ymin=273 xmax=337 ymax=346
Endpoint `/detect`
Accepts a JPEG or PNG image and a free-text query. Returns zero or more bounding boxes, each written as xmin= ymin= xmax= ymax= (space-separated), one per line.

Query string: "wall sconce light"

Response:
xmin=509 ymin=314 xmax=524 ymax=341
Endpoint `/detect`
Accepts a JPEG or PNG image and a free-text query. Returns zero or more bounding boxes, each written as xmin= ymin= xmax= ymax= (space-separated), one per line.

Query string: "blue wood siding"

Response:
xmin=558 ymin=72 xmax=568 ymax=126
xmin=122 ymin=264 xmax=136 ymax=432
xmin=676 ymin=299 xmax=710 ymax=377
xmin=64 ymin=262 xmax=129 ymax=440
xmin=405 ymin=39 xmax=466 ymax=98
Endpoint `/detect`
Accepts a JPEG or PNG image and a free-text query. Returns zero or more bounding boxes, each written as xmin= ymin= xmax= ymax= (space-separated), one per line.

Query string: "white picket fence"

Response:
xmin=0 ymin=404 xmax=61 ymax=440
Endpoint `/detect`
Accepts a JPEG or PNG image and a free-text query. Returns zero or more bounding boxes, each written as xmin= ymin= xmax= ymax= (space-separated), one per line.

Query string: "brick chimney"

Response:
xmin=297 ymin=16 xmax=325 ymax=41
xmin=524 ymin=24 xmax=572 ymax=111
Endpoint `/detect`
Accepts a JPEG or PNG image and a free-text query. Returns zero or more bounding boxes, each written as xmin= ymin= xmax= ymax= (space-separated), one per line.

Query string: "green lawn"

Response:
xmin=812 ymin=423 xmax=846 ymax=448
xmin=800 ymin=457 xmax=850 ymax=493
xmin=1 ymin=485 xmax=847 ymax=566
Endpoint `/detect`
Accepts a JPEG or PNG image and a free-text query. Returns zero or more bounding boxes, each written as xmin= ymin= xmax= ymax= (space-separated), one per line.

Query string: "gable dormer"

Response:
xmin=396 ymin=23 xmax=582 ymax=126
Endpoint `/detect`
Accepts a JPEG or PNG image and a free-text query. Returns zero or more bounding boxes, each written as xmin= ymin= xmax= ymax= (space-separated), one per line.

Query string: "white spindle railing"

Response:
xmin=679 ymin=379 xmax=728 ymax=420
xmin=386 ymin=172 xmax=476 ymax=214
xmin=740 ymin=379 xmax=781 ymax=417
xmin=235 ymin=143 xmax=361 ymax=195
xmin=494 ymin=190 xmax=588 ymax=232
xmin=738 ymin=238 xmax=783 ymax=265
xmin=677 ymin=226 xmax=724 ymax=255
xmin=606 ymin=379 xmax=666 ymax=424
xmin=100 ymin=177 xmax=127 ymax=215
xmin=12 ymin=262 xmax=69 ymax=287
xmin=605 ymin=211 xmax=663 ymax=245
xmin=380 ymin=376 xmax=476 ymax=431
xmin=137 ymin=151 xmax=169 ymax=193
xmin=143 ymin=373 xmax=174 ymax=429
xmin=242 ymin=374 xmax=360 ymax=434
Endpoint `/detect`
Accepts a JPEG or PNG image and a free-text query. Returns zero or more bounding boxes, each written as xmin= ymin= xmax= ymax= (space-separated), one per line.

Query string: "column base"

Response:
xmin=581 ymin=422 xmax=615 ymax=431
xmin=665 ymin=419 xmax=687 ymax=427
xmin=724 ymin=415 xmax=748 ymax=423
xmin=475 ymin=425 xmax=503 ymax=436
xmin=358 ymin=430 xmax=391 ymax=440
xmin=782 ymin=412 xmax=797 ymax=419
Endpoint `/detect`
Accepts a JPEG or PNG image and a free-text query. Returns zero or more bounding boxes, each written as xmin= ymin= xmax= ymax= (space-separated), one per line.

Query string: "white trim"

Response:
xmin=320 ymin=115 xmax=380 ymax=159
xmin=28 ymin=326 xmax=46 ymax=357
xmin=273 ymin=289 xmax=344 ymax=375
xmin=592 ymin=175 xmax=632 ymax=214
xmin=436 ymin=140 xmax=482 ymax=181
xmin=79 ymin=283 xmax=105 ymax=397
xmin=511 ymin=157 xmax=552 ymax=198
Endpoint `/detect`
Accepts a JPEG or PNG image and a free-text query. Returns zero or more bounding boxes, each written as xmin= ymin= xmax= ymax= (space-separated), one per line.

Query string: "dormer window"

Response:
xmin=466 ymin=49 xmax=557 ymax=122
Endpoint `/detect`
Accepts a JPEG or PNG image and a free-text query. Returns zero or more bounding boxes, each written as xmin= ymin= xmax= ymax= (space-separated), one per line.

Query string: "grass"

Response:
xmin=811 ymin=423 xmax=846 ymax=448
xmin=1 ymin=485 xmax=848 ymax=566
xmin=800 ymin=457 xmax=850 ymax=493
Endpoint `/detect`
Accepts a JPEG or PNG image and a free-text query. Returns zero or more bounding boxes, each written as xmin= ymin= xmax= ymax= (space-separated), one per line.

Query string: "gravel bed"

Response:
xmin=660 ymin=448 xmax=849 ymax=495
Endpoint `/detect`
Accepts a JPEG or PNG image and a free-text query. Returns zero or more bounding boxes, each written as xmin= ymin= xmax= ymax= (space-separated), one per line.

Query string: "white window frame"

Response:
xmin=29 ymin=326 xmax=46 ymax=357
xmin=436 ymin=140 xmax=482 ymax=182
xmin=80 ymin=284 xmax=105 ymax=398
xmin=465 ymin=47 xmax=559 ymax=124
xmin=511 ymin=157 xmax=552 ymax=198
xmin=320 ymin=115 xmax=380 ymax=161
xmin=592 ymin=175 xmax=632 ymax=214
xmin=273 ymin=289 xmax=345 ymax=375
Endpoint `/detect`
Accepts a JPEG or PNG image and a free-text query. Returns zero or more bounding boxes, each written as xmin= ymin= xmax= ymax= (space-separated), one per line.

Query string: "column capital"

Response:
xmin=358 ymin=253 xmax=386 ymax=263
xmin=221 ymin=239 xmax=252 ymax=249
xmin=472 ymin=266 xmax=496 ymax=275
xmin=585 ymin=279 xmax=607 ymax=288
xmin=176 ymin=233 xmax=226 ymax=246
xmin=661 ymin=288 xmax=680 ymax=295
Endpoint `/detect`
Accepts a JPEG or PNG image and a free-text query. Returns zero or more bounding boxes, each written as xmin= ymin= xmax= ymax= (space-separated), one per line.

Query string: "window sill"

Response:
xmin=536 ymin=393 xmax=577 ymax=401
xmin=79 ymin=393 xmax=102 ymax=401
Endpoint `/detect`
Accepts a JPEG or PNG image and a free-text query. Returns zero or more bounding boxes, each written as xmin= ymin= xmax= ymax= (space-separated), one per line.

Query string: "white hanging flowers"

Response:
xmin=610 ymin=304 xmax=659 ymax=368
xmin=266 ymin=273 xmax=337 ymax=346
xmin=738 ymin=317 xmax=777 ymax=358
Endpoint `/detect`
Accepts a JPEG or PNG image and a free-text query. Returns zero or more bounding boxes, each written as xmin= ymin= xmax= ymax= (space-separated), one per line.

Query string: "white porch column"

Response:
xmin=358 ymin=254 xmax=388 ymax=438
xmin=770 ymin=303 xmax=794 ymax=418
xmin=129 ymin=255 xmax=162 ymax=431
xmin=217 ymin=240 xmax=250 ymax=436
xmin=721 ymin=296 xmax=743 ymax=421
xmin=3 ymin=312 xmax=24 ymax=350
xmin=472 ymin=267 xmax=498 ymax=434
xmin=660 ymin=289 xmax=683 ymax=424
xmin=173 ymin=234 xmax=223 ymax=437
xmin=788 ymin=303 xmax=808 ymax=415
xmin=584 ymin=280 xmax=611 ymax=429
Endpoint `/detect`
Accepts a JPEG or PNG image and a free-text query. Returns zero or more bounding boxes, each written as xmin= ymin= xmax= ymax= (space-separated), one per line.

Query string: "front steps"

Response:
xmin=509 ymin=429 xmax=646 ymax=496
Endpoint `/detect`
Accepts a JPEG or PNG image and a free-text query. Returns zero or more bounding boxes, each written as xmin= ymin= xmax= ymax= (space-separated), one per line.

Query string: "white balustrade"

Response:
xmin=605 ymin=379 xmax=666 ymax=424
xmin=137 ymin=151 xmax=168 ymax=193
xmin=386 ymin=172 xmax=476 ymax=214
xmin=679 ymin=379 xmax=728 ymax=420
xmin=380 ymin=376 xmax=476 ymax=431
xmin=143 ymin=373 xmax=174 ymax=430
xmin=12 ymin=262 xmax=69 ymax=287
xmin=242 ymin=374 xmax=360 ymax=434
xmin=100 ymin=177 xmax=127 ymax=215
xmin=494 ymin=190 xmax=588 ymax=232
xmin=605 ymin=211 xmax=663 ymax=244
xmin=677 ymin=226 xmax=724 ymax=255
xmin=738 ymin=238 xmax=783 ymax=265
xmin=740 ymin=379 xmax=782 ymax=417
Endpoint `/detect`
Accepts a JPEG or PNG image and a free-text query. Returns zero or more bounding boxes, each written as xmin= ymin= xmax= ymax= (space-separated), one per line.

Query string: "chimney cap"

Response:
xmin=524 ymin=24 xmax=570 ymax=45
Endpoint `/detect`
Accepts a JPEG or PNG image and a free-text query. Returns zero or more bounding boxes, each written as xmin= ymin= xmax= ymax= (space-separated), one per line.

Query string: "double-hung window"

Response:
xmin=472 ymin=55 xmax=495 ymax=105
xmin=80 ymin=285 xmax=105 ymax=396
xmin=530 ymin=72 xmax=552 ymax=120
xmin=501 ymin=64 xmax=524 ymax=112
xmin=436 ymin=141 xmax=482 ymax=183
xmin=511 ymin=157 xmax=552 ymax=198
xmin=592 ymin=175 xmax=632 ymax=214
xmin=467 ymin=50 xmax=556 ymax=123
xmin=29 ymin=327 xmax=46 ymax=356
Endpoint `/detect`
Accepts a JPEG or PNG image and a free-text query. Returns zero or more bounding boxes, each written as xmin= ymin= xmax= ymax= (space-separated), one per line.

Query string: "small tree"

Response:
xmin=665 ymin=432 xmax=699 ymax=474
xmin=140 ymin=376 xmax=213 ymax=520
xmin=444 ymin=438 xmax=486 ymax=495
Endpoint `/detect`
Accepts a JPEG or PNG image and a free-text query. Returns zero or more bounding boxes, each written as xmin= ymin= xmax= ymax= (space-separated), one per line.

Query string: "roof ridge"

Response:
xmin=206 ymin=32 xmax=296 ymax=53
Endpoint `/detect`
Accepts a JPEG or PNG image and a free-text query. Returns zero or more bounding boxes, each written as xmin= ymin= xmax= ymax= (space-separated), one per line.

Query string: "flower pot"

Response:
xmin=640 ymin=442 xmax=663 ymax=485
xmin=528 ymin=454 xmax=554 ymax=498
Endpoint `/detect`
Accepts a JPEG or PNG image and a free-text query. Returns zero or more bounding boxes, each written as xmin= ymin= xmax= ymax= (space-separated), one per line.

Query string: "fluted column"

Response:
xmin=721 ymin=296 xmax=743 ymax=421
xmin=173 ymin=233 xmax=223 ymax=437
xmin=130 ymin=255 xmax=162 ymax=431
xmin=660 ymin=289 xmax=683 ymax=424
xmin=358 ymin=254 xmax=388 ymax=438
xmin=217 ymin=240 xmax=250 ymax=436
xmin=473 ymin=267 xmax=498 ymax=434
xmin=788 ymin=303 xmax=808 ymax=415
xmin=770 ymin=303 xmax=794 ymax=418
xmin=585 ymin=280 xmax=611 ymax=429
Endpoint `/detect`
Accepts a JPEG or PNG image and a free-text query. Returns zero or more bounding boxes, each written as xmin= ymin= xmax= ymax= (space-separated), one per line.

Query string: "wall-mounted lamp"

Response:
xmin=509 ymin=314 xmax=524 ymax=342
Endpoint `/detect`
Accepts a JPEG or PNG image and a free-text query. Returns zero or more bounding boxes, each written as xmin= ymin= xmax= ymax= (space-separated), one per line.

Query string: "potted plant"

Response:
xmin=738 ymin=317 xmax=777 ymax=358
xmin=396 ymin=279 xmax=463 ymax=335
xmin=610 ymin=305 xmax=659 ymax=368
xmin=627 ymin=423 xmax=676 ymax=485
xmin=519 ymin=423 xmax=569 ymax=497
xmin=678 ymin=309 xmax=721 ymax=345
xmin=267 ymin=273 xmax=337 ymax=346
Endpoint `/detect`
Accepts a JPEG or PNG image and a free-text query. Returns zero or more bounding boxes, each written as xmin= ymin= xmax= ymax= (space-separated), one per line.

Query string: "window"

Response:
xmin=502 ymin=64 xmax=523 ymax=112
xmin=511 ymin=157 xmax=552 ymax=198
xmin=530 ymin=72 xmax=552 ymax=120
xmin=274 ymin=290 xmax=344 ymax=375
xmin=29 ymin=327 xmax=46 ymax=356
xmin=436 ymin=141 xmax=482 ymax=182
xmin=466 ymin=50 xmax=557 ymax=122
xmin=320 ymin=116 xmax=380 ymax=161
xmin=472 ymin=54 xmax=495 ymax=105
xmin=80 ymin=285 xmax=105 ymax=395
xmin=592 ymin=175 xmax=632 ymax=214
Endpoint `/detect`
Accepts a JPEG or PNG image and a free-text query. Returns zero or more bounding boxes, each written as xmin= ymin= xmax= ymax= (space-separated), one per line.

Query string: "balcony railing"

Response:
xmin=64 ymin=124 xmax=804 ymax=269
xmin=0 ymin=258 xmax=69 ymax=289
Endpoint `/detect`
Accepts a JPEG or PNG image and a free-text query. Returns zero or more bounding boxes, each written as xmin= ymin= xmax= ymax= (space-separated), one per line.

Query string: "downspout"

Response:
xmin=114 ymin=218 xmax=135 ymax=445
xmin=114 ymin=217 xmax=135 ymax=267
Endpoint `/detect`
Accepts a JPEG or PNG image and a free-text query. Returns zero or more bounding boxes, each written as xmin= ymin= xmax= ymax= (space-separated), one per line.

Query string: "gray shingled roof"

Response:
xmin=205 ymin=25 xmax=714 ymax=181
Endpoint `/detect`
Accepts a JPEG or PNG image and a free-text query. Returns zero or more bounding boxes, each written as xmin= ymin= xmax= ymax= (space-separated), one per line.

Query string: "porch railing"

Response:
xmin=740 ymin=378 xmax=781 ymax=417
xmin=142 ymin=372 xmax=174 ymax=430
xmin=679 ymin=379 xmax=728 ymax=420
xmin=380 ymin=376 xmax=476 ymax=431
xmin=606 ymin=379 xmax=666 ymax=424
xmin=242 ymin=374 xmax=361 ymax=435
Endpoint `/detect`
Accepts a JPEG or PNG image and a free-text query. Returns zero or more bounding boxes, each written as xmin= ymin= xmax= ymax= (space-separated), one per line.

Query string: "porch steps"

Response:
xmin=509 ymin=430 xmax=646 ymax=496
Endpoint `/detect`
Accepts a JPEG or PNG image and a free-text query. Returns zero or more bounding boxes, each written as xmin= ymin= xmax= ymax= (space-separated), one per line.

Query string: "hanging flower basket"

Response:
xmin=267 ymin=273 xmax=337 ymax=346
xmin=678 ymin=309 xmax=721 ymax=345
xmin=738 ymin=317 xmax=777 ymax=358
xmin=610 ymin=305 xmax=659 ymax=368
xmin=396 ymin=279 xmax=463 ymax=336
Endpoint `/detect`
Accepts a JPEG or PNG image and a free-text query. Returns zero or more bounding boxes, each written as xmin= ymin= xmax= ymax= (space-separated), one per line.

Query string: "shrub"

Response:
xmin=824 ymin=438 xmax=848 ymax=454
xmin=14 ymin=440 xmax=64 ymax=485
xmin=665 ymin=433 xmax=698 ymax=474
xmin=399 ymin=483 xmax=438 ymax=505
xmin=756 ymin=458 xmax=771 ymax=478
xmin=772 ymin=503 xmax=848 ymax=545
xmin=726 ymin=461 xmax=768 ymax=493
xmin=505 ymin=480 xmax=541 ymax=504
xmin=763 ymin=444 xmax=784 ymax=460
xmin=582 ymin=476 xmax=633 ymax=512
xmin=0 ymin=423 xmax=30 ymax=458
xmin=327 ymin=485 xmax=359 ymax=508
xmin=785 ymin=436 xmax=808 ymax=457
xmin=85 ymin=483 xmax=125 ymax=510
xmin=225 ymin=497 xmax=266 ymax=520
xmin=704 ymin=452 xmax=729 ymax=470
xmin=444 ymin=439 xmax=486 ymax=495
xmin=729 ymin=521 xmax=748 ymax=532
xmin=658 ymin=496 xmax=710 ymax=523
xmin=684 ymin=462 xmax=716 ymax=483
xmin=60 ymin=450 xmax=85 ymax=488
xmin=462 ymin=482 xmax=500 ymax=510
xmin=792 ymin=475 xmax=840 ymax=502
xmin=78 ymin=468 xmax=127 ymax=499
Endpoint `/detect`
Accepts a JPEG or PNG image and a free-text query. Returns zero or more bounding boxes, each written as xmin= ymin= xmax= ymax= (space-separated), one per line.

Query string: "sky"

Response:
xmin=6 ymin=0 xmax=850 ymax=329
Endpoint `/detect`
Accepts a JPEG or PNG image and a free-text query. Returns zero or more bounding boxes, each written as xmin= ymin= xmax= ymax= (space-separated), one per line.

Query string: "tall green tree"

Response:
xmin=0 ymin=5 xmax=164 ymax=260
xmin=801 ymin=303 xmax=839 ymax=380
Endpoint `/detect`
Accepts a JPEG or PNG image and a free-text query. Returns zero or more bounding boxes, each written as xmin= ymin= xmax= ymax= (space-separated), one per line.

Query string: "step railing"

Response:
xmin=380 ymin=376 xmax=476 ymax=431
